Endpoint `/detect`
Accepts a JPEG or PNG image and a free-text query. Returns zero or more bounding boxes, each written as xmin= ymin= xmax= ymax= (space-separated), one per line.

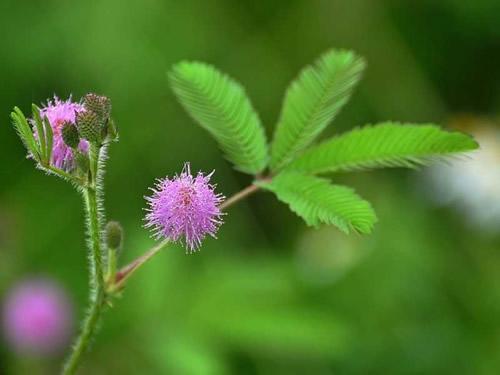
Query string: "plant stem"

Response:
xmin=84 ymin=186 xmax=106 ymax=295
xmin=218 ymin=183 xmax=261 ymax=210
xmin=111 ymin=239 xmax=169 ymax=292
xmin=106 ymin=248 xmax=118 ymax=284
xmin=62 ymin=146 xmax=106 ymax=375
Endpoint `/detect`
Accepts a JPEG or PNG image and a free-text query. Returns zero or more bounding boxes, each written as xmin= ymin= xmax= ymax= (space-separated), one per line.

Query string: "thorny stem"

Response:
xmin=62 ymin=145 xmax=106 ymax=375
xmin=114 ymin=179 xmax=267 ymax=287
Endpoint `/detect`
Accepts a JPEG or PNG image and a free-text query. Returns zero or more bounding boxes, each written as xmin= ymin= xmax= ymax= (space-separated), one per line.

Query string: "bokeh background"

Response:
xmin=1 ymin=0 xmax=500 ymax=374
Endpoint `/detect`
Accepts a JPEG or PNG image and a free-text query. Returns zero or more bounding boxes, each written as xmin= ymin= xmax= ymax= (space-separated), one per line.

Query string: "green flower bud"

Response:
xmin=61 ymin=122 xmax=80 ymax=149
xmin=74 ymin=151 xmax=89 ymax=174
xmin=83 ymin=93 xmax=111 ymax=123
xmin=76 ymin=110 xmax=101 ymax=144
xmin=105 ymin=221 xmax=123 ymax=251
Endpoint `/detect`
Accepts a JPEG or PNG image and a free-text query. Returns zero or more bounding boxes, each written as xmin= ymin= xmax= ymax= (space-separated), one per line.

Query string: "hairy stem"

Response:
xmin=62 ymin=146 xmax=106 ymax=375
xmin=44 ymin=164 xmax=85 ymax=186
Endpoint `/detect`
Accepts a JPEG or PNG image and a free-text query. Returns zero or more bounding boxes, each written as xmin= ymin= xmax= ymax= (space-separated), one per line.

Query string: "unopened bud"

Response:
xmin=76 ymin=110 xmax=101 ymax=144
xmin=105 ymin=221 xmax=123 ymax=251
xmin=75 ymin=151 xmax=89 ymax=174
xmin=83 ymin=93 xmax=111 ymax=123
xmin=61 ymin=122 xmax=80 ymax=149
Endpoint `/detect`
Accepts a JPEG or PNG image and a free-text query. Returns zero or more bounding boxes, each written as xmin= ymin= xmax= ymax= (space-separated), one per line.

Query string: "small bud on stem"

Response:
xmin=74 ymin=151 xmax=89 ymax=175
xmin=76 ymin=110 xmax=101 ymax=144
xmin=104 ymin=221 xmax=124 ymax=292
xmin=105 ymin=221 xmax=123 ymax=251
xmin=83 ymin=93 xmax=111 ymax=124
xmin=61 ymin=122 xmax=80 ymax=149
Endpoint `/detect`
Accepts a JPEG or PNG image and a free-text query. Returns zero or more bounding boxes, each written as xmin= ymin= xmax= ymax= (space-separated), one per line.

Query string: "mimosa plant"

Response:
xmin=10 ymin=49 xmax=478 ymax=374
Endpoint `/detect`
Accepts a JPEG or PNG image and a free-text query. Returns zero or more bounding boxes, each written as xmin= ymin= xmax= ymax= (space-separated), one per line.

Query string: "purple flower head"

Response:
xmin=33 ymin=96 xmax=87 ymax=171
xmin=145 ymin=163 xmax=225 ymax=252
xmin=2 ymin=278 xmax=73 ymax=356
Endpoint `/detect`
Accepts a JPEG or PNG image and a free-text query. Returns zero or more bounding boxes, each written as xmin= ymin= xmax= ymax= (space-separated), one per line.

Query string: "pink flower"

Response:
xmin=2 ymin=278 xmax=73 ymax=356
xmin=34 ymin=96 xmax=87 ymax=171
xmin=145 ymin=163 xmax=225 ymax=252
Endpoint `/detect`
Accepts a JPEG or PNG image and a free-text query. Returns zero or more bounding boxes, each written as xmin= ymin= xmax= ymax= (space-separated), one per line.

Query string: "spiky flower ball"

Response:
xmin=145 ymin=163 xmax=225 ymax=252
xmin=34 ymin=96 xmax=87 ymax=171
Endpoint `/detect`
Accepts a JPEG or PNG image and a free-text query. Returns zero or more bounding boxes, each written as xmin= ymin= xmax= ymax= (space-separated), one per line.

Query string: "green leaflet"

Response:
xmin=270 ymin=49 xmax=365 ymax=171
xmin=167 ymin=49 xmax=479 ymax=237
xmin=12 ymin=105 xmax=54 ymax=166
xmin=11 ymin=107 xmax=40 ymax=160
xmin=257 ymin=172 xmax=377 ymax=234
xmin=285 ymin=123 xmax=479 ymax=174
xmin=169 ymin=62 xmax=268 ymax=175
xmin=32 ymin=104 xmax=47 ymax=162
xmin=43 ymin=115 xmax=54 ymax=164
xmin=32 ymin=104 xmax=57 ymax=165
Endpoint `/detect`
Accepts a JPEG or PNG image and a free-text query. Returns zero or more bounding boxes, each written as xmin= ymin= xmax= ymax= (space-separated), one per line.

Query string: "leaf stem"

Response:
xmin=218 ymin=182 xmax=262 ymax=211
xmin=62 ymin=146 xmax=106 ymax=375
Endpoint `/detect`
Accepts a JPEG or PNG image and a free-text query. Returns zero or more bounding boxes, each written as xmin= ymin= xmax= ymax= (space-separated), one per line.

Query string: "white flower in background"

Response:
xmin=425 ymin=117 xmax=500 ymax=233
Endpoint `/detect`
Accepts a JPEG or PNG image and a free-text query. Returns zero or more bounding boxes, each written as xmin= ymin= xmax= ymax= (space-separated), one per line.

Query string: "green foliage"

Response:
xmin=11 ymin=106 xmax=40 ymax=160
xmin=43 ymin=115 xmax=53 ymax=164
xmin=269 ymin=49 xmax=365 ymax=171
xmin=257 ymin=172 xmax=377 ymax=234
xmin=168 ymin=49 xmax=478 ymax=236
xmin=169 ymin=62 xmax=268 ymax=175
xmin=286 ymin=123 xmax=479 ymax=174
xmin=26 ymin=104 xmax=54 ymax=165
xmin=31 ymin=105 xmax=47 ymax=160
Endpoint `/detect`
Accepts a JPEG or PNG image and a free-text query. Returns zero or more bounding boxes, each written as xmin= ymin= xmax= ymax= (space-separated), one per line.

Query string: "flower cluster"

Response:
xmin=145 ymin=163 xmax=224 ymax=252
xmin=34 ymin=96 xmax=87 ymax=171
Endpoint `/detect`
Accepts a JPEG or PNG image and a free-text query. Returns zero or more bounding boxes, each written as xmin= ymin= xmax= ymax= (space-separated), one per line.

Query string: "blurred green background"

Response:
xmin=1 ymin=0 xmax=500 ymax=374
